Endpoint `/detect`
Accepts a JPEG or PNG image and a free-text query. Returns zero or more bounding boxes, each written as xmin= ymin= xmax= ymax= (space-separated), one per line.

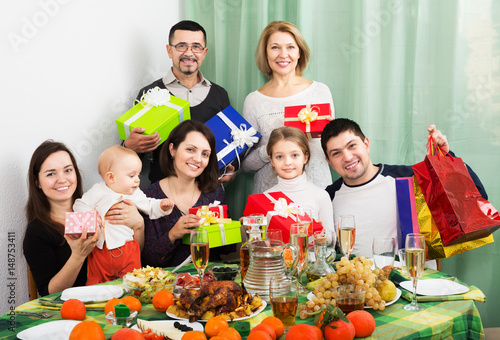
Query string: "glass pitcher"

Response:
xmin=243 ymin=239 xmax=298 ymax=301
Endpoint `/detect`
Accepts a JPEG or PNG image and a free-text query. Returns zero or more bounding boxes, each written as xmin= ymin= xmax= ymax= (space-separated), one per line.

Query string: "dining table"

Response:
xmin=0 ymin=262 xmax=486 ymax=339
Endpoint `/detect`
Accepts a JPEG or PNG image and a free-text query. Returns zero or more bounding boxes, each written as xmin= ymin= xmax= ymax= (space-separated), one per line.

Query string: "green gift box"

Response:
xmin=182 ymin=220 xmax=242 ymax=248
xmin=116 ymin=87 xmax=190 ymax=145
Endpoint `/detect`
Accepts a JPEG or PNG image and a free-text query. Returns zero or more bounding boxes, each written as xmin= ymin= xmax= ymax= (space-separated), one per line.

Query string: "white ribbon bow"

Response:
xmin=273 ymin=198 xmax=299 ymax=219
xmin=139 ymin=87 xmax=171 ymax=107
xmin=229 ymin=124 xmax=260 ymax=149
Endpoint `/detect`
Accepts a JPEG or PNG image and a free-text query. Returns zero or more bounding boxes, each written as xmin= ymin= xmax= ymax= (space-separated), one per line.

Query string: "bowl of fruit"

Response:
xmin=207 ymin=263 xmax=240 ymax=281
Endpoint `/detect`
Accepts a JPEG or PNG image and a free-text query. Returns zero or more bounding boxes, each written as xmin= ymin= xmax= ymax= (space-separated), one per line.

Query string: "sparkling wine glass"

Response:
xmin=404 ymin=233 xmax=426 ymax=311
xmin=190 ymin=229 xmax=209 ymax=287
xmin=290 ymin=223 xmax=309 ymax=293
xmin=372 ymin=237 xmax=396 ymax=269
xmin=338 ymin=215 xmax=356 ymax=260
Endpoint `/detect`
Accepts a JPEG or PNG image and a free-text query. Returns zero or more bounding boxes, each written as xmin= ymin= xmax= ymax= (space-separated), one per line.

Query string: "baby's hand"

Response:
xmin=161 ymin=198 xmax=175 ymax=214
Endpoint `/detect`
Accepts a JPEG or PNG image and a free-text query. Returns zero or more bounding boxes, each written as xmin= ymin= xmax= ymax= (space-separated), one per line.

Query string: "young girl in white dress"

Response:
xmin=265 ymin=126 xmax=336 ymax=246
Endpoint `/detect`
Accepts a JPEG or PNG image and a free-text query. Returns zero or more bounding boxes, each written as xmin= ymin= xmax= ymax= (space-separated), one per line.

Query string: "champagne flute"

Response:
xmin=372 ymin=237 xmax=396 ymax=269
xmin=190 ymin=229 xmax=209 ymax=287
xmin=290 ymin=223 xmax=308 ymax=293
xmin=338 ymin=215 xmax=356 ymax=260
xmin=403 ymin=233 xmax=426 ymax=311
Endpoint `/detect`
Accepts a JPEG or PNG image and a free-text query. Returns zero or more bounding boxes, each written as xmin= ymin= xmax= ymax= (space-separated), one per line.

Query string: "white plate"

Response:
xmin=307 ymin=288 xmax=402 ymax=308
xmin=132 ymin=320 xmax=203 ymax=339
xmin=399 ymin=278 xmax=469 ymax=296
xmin=17 ymin=320 xmax=81 ymax=340
xmin=61 ymin=285 xmax=124 ymax=302
xmin=166 ymin=300 xmax=267 ymax=322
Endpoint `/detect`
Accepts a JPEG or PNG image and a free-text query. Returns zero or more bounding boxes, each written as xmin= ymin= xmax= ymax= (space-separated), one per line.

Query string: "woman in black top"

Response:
xmin=23 ymin=141 xmax=144 ymax=296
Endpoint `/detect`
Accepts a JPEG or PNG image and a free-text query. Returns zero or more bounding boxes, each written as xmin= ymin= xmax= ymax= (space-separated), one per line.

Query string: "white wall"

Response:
xmin=0 ymin=0 xmax=181 ymax=314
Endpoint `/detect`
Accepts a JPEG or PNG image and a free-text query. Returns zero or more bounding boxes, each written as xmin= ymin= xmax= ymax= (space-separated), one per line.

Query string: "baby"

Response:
xmin=74 ymin=145 xmax=174 ymax=285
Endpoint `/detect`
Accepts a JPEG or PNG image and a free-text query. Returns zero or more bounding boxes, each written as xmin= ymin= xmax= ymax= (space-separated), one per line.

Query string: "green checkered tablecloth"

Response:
xmin=0 ymin=264 xmax=485 ymax=339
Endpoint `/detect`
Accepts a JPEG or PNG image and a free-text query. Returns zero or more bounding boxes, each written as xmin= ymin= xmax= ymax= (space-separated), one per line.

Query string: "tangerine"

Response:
xmin=69 ymin=321 xmax=105 ymax=340
xmin=112 ymin=327 xmax=144 ymax=339
xmin=121 ymin=295 xmax=142 ymax=313
xmin=104 ymin=297 xmax=123 ymax=315
xmin=247 ymin=331 xmax=272 ymax=340
xmin=250 ymin=324 xmax=276 ymax=340
xmin=181 ymin=330 xmax=208 ymax=340
xmin=285 ymin=324 xmax=322 ymax=340
xmin=205 ymin=316 xmax=229 ymax=338
xmin=261 ymin=316 xmax=285 ymax=339
xmin=346 ymin=310 xmax=376 ymax=337
xmin=217 ymin=327 xmax=242 ymax=340
xmin=210 ymin=337 xmax=225 ymax=340
xmin=60 ymin=299 xmax=86 ymax=320
xmin=323 ymin=319 xmax=355 ymax=340
xmin=152 ymin=290 xmax=174 ymax=312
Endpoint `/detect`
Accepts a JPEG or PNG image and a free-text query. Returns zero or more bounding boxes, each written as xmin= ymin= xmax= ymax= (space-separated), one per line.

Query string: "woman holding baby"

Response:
xmin=23 ymin=141 xmax=143 ymax=296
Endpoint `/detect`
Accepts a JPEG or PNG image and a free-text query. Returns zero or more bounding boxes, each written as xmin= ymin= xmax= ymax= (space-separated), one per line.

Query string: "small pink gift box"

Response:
xmin=65 ymin=211 xmax=98 ymax=239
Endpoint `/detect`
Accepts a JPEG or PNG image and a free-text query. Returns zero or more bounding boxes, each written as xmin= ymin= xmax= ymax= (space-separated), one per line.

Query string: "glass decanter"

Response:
xmin=240 ymin=214 xmax=266 ymax=281
xmin=306 ymin=234 xmax=336 ymax=282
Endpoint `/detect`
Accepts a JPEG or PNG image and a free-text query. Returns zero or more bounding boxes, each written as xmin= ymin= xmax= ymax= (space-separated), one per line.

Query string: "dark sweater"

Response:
xmin=23 ymin=220 xmax=87 ymax=296
xmin=136 ymin=79 xmax=230 ymax=184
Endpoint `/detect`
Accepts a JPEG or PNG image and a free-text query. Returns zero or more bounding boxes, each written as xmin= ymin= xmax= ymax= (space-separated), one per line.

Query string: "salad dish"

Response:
xmin=123 ymin=266 xmax=178 ymax=302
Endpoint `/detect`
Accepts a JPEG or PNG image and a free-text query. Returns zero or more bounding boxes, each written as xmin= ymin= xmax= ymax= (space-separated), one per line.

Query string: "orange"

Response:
xmin=217 ymin=327 xmax=242 ymax=340
xmin=210 ymin=337 xmax=225 ymax=340
xmin=261 ymin=316 xmax=285 ymax=339
xmin=152 ymin=290 xmax=174 ymax=312
xmin=285 ymin=324 xmax=322 ymax=340
xmin=247 ymin=331 xmax=273 ymax=340
xmin=323 ymin=320 xmax=355 ymax=340
xmin=205 ymin=315 xmax=229 ymax=338
xmin=250 ymin=324 xmax=276 ymax=340
xmin=182 ymin=330 xmax=208 ymax=340
xmin=346 ymin=310 xmax=376 ymax=337
xmin=104 ymin=297 xmax=123 ymax=315
xmin=60 ymin=299 xmax=86 ymax=320
xmin=112 ymin=327 xmax=144 ymax=339
xmin=311 ymin=325 xmax=323 ymax=340
xmin=121 ymin=295 xmax=142 ymax=313
xmin=69 ymin=321 xmax=105 ymax=340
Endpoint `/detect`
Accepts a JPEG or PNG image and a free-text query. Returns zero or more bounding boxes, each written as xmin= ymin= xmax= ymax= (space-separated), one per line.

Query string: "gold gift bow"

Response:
xmin=298 ymin=104 xmax=320 ymax=126
xmin=195 ymin=206 xmax=220 ymax=226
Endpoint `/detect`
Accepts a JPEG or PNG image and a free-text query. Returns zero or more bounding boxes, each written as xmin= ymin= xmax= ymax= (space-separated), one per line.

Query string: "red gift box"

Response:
xmin=284 ymin=103 xmax=331 ymax=139
xmin=189 ymin=202 xmax=228 ymax=219
xmin=243 ymin=192 xmax=322 ymax=243
xmin=64 ymin=211 xmax=98 ymax=239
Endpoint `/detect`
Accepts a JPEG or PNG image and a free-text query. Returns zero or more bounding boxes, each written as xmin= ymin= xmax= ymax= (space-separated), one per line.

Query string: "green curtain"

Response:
xmin=185 ymin=0 xmax=500 ymax=327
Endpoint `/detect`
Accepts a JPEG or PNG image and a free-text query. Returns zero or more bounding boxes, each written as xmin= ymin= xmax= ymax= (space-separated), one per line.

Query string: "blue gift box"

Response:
xmin=205 ymin=106 xmax=261 ymax=170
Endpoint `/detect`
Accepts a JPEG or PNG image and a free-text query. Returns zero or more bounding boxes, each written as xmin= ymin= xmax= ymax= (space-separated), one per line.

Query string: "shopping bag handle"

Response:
xmin=427 ymin=136 xmax=453 ymax=161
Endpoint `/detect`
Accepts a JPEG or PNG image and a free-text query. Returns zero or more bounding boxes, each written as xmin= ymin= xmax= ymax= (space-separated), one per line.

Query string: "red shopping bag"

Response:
xmin=412 ymin=138 xmax=500 ymax=246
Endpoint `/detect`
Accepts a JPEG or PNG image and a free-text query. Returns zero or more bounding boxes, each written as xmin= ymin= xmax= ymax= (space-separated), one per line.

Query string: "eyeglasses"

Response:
xmin=171 ymin=43 xmax=206 ymax=53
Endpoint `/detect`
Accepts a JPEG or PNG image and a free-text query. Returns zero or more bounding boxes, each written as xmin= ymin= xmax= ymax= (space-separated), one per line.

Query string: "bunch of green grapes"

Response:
xmin=299 ymin=256 xmax=387 ymax=319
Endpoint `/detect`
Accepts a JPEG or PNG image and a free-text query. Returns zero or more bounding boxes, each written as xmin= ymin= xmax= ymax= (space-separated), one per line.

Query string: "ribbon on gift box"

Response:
xmin=195 ymin=206 xmax=220 ymax=226
xmin=208 ymin=201 xmax=225 ymax=218
xmin=215 ymin=112 xmax=259 ymax=168
xmin=66 ymin=211 xmax=96 ymax=231
xmin=216 ymin=218 xmax=232 ymax=246
xmin=263 ymin=192 xmax=298 ymax=223
xmin=284 ymin=104 xmax=329 ymax=138
xmin=124 ymin=87 xmax=186 ymax=138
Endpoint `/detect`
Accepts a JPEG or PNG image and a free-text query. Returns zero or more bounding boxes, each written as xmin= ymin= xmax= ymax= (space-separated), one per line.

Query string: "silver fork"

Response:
xmin=14 ymin=311 xmax=53 ymax=319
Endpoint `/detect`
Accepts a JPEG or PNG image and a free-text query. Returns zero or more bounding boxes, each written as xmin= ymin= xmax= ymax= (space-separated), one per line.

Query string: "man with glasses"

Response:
xmin=123 ymin=20 xmax=232 ymax=184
